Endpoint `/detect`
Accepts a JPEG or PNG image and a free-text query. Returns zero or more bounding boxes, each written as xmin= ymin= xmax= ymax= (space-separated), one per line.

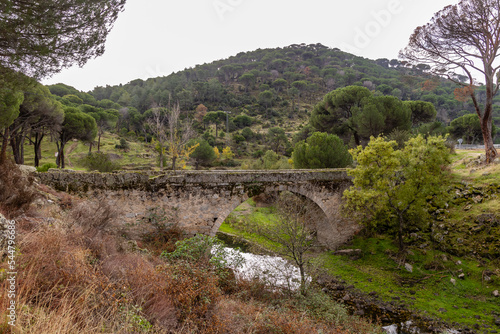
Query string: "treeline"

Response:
xmin=69 ymin=43 xmax=500 ymax=125
xmin=2 ymin=44 xmax=500 ymax=171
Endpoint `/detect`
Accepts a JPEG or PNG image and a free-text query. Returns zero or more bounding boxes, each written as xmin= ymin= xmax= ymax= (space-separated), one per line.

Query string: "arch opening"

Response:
xmin=211 ymin=189 xmax=335 ymax=248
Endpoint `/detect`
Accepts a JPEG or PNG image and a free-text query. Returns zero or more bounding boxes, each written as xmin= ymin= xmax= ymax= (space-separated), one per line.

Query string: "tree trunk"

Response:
xmin=9 ymin=131 xmax=23 ymax=164
xmin=88 ymin=141 xmax=93 ymax=154
xmin=299 ymin=264 xmax=306 ymax=295
xmin=398 ymin=213 xmax=404 ymax=252
xmin=159 ymin=147 xmax=164 ymax=171
xmin=97 ymin=133 xmax=101 ymax=152
xmin=0 ymin=128 xmax=9 ymax=163
xmin=33 ymin=133 xmax=44 ymax=168
xmin=482 ymin=120 xmax=497 ymax=163
xmin=172 ymin=155 xmax=177 ymax=171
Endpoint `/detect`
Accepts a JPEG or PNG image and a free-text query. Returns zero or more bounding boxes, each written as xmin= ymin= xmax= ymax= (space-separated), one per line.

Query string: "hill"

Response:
xmin=48 ymin=43 xmax=500 ymax=134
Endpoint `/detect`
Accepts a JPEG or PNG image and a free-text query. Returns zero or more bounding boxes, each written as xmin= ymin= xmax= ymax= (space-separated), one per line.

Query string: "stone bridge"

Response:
xmin=36 ymin=169 xmax=360 ymax=249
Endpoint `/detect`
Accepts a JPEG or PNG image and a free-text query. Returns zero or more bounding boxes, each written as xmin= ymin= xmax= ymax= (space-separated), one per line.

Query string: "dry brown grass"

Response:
xmin=0 ymin=159 xmax=37 ymax=218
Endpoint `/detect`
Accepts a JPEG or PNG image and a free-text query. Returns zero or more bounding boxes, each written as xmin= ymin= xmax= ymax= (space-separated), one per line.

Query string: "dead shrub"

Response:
xmin=160 ymin=262 xmax=221 ymax=326
xmin=101 ymin=254 xmax=178 ymax=330
xmin=0 ymin=159 xmax=37 ymax=218
xmin=69 ymin=197 xmax=119 ymax=260
xmin=206 ymin=297 xmax=348 ymax=334
xmin=38 ymin=183 xmax=74 ymax=210
xmin=70 ymin=196 xmax=117 ymax=235
xmin=11 ymin=224 xmax=127 ymax=331
xmin=140 ymin=207 xmax=183 ymax=255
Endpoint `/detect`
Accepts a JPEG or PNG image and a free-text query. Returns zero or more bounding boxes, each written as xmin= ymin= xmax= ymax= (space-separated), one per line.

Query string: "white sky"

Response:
xmin=42 ymin=0 xmax=460 ymax=92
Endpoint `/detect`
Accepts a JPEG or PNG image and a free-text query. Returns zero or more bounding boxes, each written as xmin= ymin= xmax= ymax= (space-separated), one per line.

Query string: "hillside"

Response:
xmin=48 ymin=44 xmax=500 ymax=136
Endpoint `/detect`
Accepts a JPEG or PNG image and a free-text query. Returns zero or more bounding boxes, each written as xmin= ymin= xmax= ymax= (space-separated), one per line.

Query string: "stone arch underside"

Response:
xmin=208 ymin=182 xmax=360 ymax=249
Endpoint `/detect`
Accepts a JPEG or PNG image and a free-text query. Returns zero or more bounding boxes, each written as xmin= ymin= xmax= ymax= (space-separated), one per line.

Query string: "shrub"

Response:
xmin=292 ymin=132 xmax=352 ymax=169
xmin=36 ymin=162 xmax=57 ymax=172
xmin=115 ymin=138 xmax=130 ymax=151
xmin=0 ymin=159 xmax=37 ymax=217
xmin=140 ymin=207 xmax=182 ymax=255
xmin=81 ymin=152 xmax=120 ymax=172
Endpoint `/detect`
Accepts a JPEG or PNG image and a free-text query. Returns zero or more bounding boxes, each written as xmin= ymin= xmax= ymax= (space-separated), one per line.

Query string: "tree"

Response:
xmin=310 ymin=86 xmax=372 ymax=145
xmin=403 ymin=101 xmax=437 ymax=126
xmin=266 ymin=127 xmax=290 ymax=155
xmin=9 ymin=84 xmax=64 ymax=166
xmin=400 ymin=0 xmax=500 ymax=163
xmin=0 ymin=86 xmax=24 ymax=162
xmin=239 ymin=73 xmax=255 ymax=92
xmin=343 ymin=135 xmax=452 ymax=252
xmin=0 ymin=0 xmax=126 ymax=80
xmin=258 ymin=90 xmax=274 ymax=109
xmin=247 ymin=192 xmax=316 ymax=294
xmin=189 ymin=138 xmax=216 ymax=169
xmin=165 ymin=104 xmax=197 ymax=171
xmin=449 ymin=113 xmax=496 ymax=144
xmin=272 ymin=78 xmax=288 ymax=94
xmin=292 ymin=132 xmax=352 ymax=169
xmin=57 ymin=108 xmax=97 ymax=168
xmin=89 ymin=109 xmax=119 ymax=151
xmin=146 ymin=106 xmax=168 ymax=171
xmin=203 ymin=111 xmax=226 ymax=138
xmin=291 ymin=80 xmax=308 ymax=106
xmin=310 ymin=86 xmax=412 ymax=145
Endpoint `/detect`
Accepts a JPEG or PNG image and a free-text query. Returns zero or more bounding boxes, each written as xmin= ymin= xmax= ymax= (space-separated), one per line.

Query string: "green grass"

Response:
xmin=218 ymin=161 xmax=500 ymax=330
xmin=22 ymin=133 xmax=158 ymax=171
xmin=316 ymin=235 xmax=500 ymax=328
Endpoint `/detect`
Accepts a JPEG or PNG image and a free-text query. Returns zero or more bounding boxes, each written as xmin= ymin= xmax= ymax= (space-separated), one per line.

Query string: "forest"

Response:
xmin=2 ymin=43 xmax=499 ymax=172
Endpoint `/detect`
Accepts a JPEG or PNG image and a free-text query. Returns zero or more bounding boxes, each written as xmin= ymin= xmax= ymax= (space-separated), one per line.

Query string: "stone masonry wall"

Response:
xmin=36 ymin=169 xmax=360 ymax=249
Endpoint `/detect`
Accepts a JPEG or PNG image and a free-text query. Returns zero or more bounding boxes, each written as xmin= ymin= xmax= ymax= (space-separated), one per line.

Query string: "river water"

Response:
xmin=221 ymin=246 xmax=308 ymax=291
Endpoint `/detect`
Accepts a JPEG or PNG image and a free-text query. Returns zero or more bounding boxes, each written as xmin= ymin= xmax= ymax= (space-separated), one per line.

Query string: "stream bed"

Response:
xmin=216 ymin=232 xmax=464 ymax=334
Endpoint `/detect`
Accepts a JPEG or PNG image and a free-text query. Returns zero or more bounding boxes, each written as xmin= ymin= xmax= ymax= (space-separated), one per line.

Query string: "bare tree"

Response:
xmin=146 ymin=106 xmax=168 ymax=171
xmin=166 ymin=103 xmax=197 ymax=171
xmin=147 ymin=103 xmax=197 ymax=171
xmin=248 ymin=192 xmax=317 ymax=294
xmin=400 ymin=0 xmax=500 ymax=163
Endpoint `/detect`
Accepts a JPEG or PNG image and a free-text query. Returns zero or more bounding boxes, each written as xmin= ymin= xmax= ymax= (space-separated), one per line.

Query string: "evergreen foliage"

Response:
xmin=292 ymin=132 xmax=352 ymax=169
xmin=343 ymin=135 xmax=452 ymax=251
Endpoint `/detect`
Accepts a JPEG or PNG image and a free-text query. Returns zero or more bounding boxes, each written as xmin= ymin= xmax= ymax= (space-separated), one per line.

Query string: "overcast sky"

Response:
xmin=42 ymin=0 xmax=460 ymax=92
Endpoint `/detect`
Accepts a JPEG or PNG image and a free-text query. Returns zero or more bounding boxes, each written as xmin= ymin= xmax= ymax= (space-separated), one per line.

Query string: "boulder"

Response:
xmin=18 ymin=164 xmax=36 ymax=176
xmin=0 ymin=213 xmax=11 ymax=258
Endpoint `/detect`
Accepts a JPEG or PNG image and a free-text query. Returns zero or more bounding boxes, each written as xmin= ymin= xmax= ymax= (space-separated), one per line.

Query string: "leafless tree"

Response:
xmin=247 ymin=192 xmax=317 ymax=294
xmin=400 ymin=0 xmax=500 ymax=163
xmin=146 ymin=103 xmax=196 ymax=171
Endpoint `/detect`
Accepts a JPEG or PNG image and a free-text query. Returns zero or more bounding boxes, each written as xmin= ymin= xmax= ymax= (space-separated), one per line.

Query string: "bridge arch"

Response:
xmin=209 ymin=184 xmax=339 ymax=248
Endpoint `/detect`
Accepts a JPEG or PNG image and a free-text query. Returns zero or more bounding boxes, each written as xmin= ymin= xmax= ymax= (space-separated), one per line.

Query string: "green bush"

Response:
xmin=292 ymin=132 xmax=352 ymax=169
xmin=81 ymin=152 xmax=120 ymax=172
xmin=36 ymin=163 xmax=58 ymax=172
xmin=115 ymin=138 xmax=130 ymax=151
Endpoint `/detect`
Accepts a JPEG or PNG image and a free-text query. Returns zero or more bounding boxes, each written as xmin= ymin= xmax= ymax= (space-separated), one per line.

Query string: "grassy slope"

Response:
xmin=220 ymin=150 xmax=500 ymax=331
xmin=22 ymin=133 xmax=157 ymax=171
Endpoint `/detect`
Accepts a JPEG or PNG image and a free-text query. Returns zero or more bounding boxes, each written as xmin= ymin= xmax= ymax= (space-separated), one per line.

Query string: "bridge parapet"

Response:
xmin=36 ymin=169 xmax=349 ymax=192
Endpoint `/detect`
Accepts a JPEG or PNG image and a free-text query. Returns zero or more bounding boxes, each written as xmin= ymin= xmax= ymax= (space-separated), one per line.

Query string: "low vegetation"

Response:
xmin=0 ymin=161 xmax=380 ymax=333
xmin=222 ymin=148 xmax=500 ymax=333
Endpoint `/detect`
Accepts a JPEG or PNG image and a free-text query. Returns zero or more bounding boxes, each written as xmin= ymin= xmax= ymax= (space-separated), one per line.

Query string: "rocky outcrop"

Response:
xmin=0 ymin=213 xmax=12 ymax=259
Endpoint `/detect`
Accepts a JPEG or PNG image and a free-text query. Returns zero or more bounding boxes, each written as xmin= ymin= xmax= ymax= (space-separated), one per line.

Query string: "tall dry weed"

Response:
xmin=0 ymin=159 xmax=37 ymax=218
